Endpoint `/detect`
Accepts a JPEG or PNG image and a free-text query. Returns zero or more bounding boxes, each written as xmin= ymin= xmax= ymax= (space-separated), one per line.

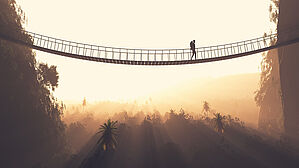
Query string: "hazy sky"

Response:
xmin=16 ymin=0 xmax=274 ymax=102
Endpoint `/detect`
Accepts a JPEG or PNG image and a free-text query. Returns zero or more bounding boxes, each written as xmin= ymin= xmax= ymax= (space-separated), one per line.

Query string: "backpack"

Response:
xmin=190 ymin=41 xmax=194 ymax=49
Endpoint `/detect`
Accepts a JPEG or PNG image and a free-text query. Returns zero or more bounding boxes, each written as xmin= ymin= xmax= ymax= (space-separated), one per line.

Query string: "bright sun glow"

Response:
xmin=17 ymin=0 xmax=272 ymax=102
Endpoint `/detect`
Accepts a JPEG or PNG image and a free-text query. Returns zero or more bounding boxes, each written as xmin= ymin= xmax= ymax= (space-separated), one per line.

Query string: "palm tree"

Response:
xmin=213 ymin=113 xmax=225 ymax=133
xmin=97 ymin=119 xmax=118 ymax=151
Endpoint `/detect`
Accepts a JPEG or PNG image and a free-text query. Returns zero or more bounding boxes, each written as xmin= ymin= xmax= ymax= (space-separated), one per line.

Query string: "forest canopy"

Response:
xmin=0 ymin=0 xmax=68 ymax=167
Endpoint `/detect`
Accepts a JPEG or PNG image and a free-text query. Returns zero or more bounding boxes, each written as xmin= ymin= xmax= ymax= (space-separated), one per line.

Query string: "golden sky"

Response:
xmin=16 ymin=0 xmax=274 ymax=102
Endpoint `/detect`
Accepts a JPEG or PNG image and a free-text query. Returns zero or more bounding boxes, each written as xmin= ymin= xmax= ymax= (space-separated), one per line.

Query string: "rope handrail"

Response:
xmin=27 ymin=31 xmax=276 ymax=55
xmin=27 ymin=30 xmax=275 ymax=51
xmin=0 ymin=29 xmax=298 ymax=65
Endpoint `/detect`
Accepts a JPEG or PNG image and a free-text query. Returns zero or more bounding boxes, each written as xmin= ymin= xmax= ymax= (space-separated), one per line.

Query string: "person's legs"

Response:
xmin=191 ymin=50 xmax=194 ymax=60
xmin=192 ymin=50 xmax=196 ymax=60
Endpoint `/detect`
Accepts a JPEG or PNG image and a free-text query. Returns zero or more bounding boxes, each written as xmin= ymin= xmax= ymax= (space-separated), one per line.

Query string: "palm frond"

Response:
xmin=96 ymin=119 xmax=118 ymax=151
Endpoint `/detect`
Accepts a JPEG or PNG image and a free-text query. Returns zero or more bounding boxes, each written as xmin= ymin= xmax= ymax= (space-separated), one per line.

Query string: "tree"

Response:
xmin=82 ymin=97 xmax=86 ymax=112
xmin=97 ymin=119 xmax=118 ymax=151
xmin=0 ymin=1 xmax=68 ymax=167
xmin=212 ymin=113 xmax=225 ymax=133
xmin=255 ymin=0 xmax=284 ymax=137
xmin=202 ymin=101 xmax=211 ymax=117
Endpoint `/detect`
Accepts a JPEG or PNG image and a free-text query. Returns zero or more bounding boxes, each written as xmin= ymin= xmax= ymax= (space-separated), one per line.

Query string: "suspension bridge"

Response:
xmin=1 ymin=30 xmax=299 ymax=65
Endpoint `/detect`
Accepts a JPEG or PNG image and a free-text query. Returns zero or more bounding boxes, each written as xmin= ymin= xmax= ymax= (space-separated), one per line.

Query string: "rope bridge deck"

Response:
xmin=1 ymin=30 xmax=299 ymax=65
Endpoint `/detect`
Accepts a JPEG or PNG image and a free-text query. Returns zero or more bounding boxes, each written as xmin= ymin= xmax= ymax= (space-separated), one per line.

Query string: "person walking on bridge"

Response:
xmin=190 ymin=40 xmax=196 ymax=60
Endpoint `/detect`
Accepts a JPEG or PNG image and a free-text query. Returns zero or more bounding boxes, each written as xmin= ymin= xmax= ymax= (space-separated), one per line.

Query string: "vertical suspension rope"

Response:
xmin=257 ymin=38 xmax=261 ymax=49
xmin=39 ymin=35 xmax=43 ymax=47
xmin=133 ymin=49 xmax=135 ymax=61
xmin=83 ymin=44 xmax=86 ymax=55
xmin=244 ymin=41 xmax=248 ymax=52
xmin=226 ymin=46 xmax=229 ymax=56
xmin=63 ymin=41 xmax=67 ymax=52
xmin=91 ymin=46 xmax=94 ymax=57
xmin=46 ymin=37 xmax=49 ymax=48
xmin=250 ymin=40 xmax=254 ymax=51
xmin=233 ymin=44 xmax=236 ymax=54
xmin=97 ymin=46 xmax=100 ymax=57
xmin=68 ymin=41 xmax=71 ymax=53
xmin=126 ymin=49 xmax=128 ymax=60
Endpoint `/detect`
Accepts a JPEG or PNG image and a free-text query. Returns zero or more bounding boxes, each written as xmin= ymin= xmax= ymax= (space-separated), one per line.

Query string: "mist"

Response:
xmin=2 ymin=0 xmax=299 ymax=167
xmin=63 ymin=73 xmax=260 ymax=127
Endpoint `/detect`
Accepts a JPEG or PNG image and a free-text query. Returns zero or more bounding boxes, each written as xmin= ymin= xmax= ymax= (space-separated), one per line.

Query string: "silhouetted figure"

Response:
xmin=190 ymin=40 xmax=196 ymax=60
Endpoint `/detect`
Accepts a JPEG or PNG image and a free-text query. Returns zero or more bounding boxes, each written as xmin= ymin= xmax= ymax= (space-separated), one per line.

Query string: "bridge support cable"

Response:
xmin=0 ymin=30 xmax=299 ymax=65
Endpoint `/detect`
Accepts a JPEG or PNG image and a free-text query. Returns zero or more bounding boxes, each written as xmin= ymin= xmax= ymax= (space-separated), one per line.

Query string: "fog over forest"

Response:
xmin=64 ymin=73 xmax=260 ymax=128
xmin=1 ymin=0 xmax=299 ymax=168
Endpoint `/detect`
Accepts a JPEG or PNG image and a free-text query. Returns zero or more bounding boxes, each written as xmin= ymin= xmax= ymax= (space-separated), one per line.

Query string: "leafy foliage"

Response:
xmin=202 ymin=101 xmax=211 ymax=117
xmin=269 ymin=0 xmax=279 ymax=24
xmin=254 ymin=0 xmax=283 ymax=136
xmin=0 ymin=0 xmax=68 ymax=167
xmin=77 ymin=109 xmax=299 ymax=168
xmin=97 ymin=119 xmax=118 ymax=151
xmin=212 ymin=113 xmax=225 ymax=133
